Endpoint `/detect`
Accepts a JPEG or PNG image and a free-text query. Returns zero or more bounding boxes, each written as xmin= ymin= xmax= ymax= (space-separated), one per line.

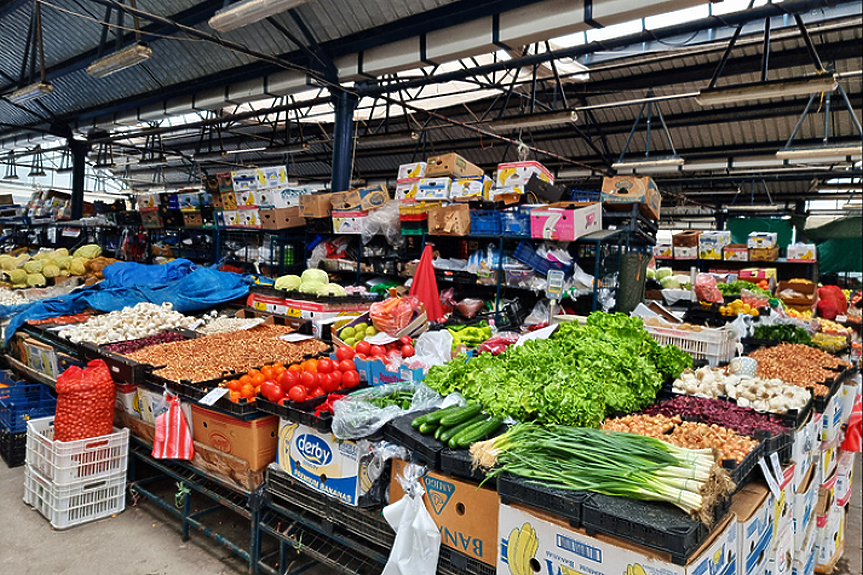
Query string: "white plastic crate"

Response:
xmin=23 ymin=465 xmax=126 ymax=529
xmin=645 ymin=325 xmax=737 ymax=367
xmin=25 ymin=417 xmax=129 ymax=485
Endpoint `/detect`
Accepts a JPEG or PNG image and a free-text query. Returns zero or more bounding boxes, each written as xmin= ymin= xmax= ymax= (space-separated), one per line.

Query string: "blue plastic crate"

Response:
xmin=513 ymin=241 xmax=573 ymax=276
xmin=570 ymin=189 xmax=601 ymax=202
xmin=469 ymin=209 xmax=502 ymax=235
xmin=0 ymin=384 xmax=56 ymax=433
xmin=501 ymin=207 xmax=531 ymax=236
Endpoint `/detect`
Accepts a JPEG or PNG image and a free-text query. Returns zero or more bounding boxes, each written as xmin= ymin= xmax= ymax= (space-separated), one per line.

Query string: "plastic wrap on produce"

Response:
xmin=330 ymin=383 xmax=450 ymax=440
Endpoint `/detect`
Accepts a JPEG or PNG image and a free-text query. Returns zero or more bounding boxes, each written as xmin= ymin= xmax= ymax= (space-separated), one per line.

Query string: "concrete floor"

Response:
xmin=1 ymin=456 xmax=860 ymax=575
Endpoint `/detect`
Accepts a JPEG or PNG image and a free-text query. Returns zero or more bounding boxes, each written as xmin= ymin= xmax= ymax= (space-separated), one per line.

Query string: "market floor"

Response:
xmin=1 ymin=457 xmax=861 ymax=575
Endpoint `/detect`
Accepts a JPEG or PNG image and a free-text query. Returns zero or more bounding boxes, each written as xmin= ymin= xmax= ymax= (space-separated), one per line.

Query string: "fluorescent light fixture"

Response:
xmin=776 ymin=145 xmax=863 ymax=163
xmin=556 ymin=168 xmax=598 ymax=179
xmin=723 ymin=205 xmax=785 ymax=212
xmin=696 ymin=75 xmax=838 ymax=106
xmin=28 ymin=168 xmax=47 ymax=177
xmin=489 ymin=110 xmax=578 ymax=131
xmin=136 ymin=157 xmax=168 ymax=167
xmin=93 ymin=161 xmax=116 ymax=169
xmin=356 ymin=132 xmax=419 ymax=147
xmin=612 ymin=156 xmax=685 ymax=172
xmin=263 ymin=142 xmax=310 ymax=155
xmin=86 ymin=43 xmax=153 ymax=78
xmin=8 ymin=81 xmax=53 ymax=104
xmin=227 ymin=146 xmax=268 ymax=155
xmin=683 ymin=189 xmax=741 ymax=196
xmin=193 ymin=151 xmax=229 ymax=162
xmin=209 ymin=0 xmax=313 ymax=32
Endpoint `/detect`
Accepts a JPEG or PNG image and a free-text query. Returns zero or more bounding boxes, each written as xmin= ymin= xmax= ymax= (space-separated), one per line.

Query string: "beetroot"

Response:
xmin=103 ymin=331 xmax=187 ymax=355
xmin=641 ymin=395 xmax=788 ymax=437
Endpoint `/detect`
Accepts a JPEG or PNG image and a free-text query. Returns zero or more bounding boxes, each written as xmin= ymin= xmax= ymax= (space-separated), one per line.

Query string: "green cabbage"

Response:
xmin=55 ymin=255 xmax=72 ymax=270
xmin=26 ymin=273 xmax=46 ymax=287
xmin=299 ymin=281 xmax=325 ymax=294
xmin=0 ymin=255 xmax=14 ymax=270
xmin=51 ymin=248 xmax=69 ymax=259
xmin=646 ymin=268 xmax=656 ymax=280
xmin=23 ymin=260 xmax=43 ymax=274
xmin=274 ymin=274 xmax=302 ymax=290
xmin=73 ymin=244 xmax=102 ymax=259
xmin=43 ymin=264 xmax=60 ymax=278
xmin=316 ymin=283 xmax=347 ymax=297
xmin=655 ymin=267 xmax=673 ymax=280
xmin=13 ymin=255 xmax=29 ymax=269
xmin=659 ymin=276 xmax=681 ymax=289
xmin=301 ymin=268 xmax=328 ymax=285
xmin=69 ymin=258 xmax=87 ymax=276
xmin=7 ymin=269 xmax=26 ymax=284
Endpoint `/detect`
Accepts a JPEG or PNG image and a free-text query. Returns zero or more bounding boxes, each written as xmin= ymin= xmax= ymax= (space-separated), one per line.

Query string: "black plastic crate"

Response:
xmin=79 ymin=341 xmax=156 ymax=385
xmin=765 ymin=428 xmax=794 ymax=465
xmin=327 ymin=497 xmax=395 ymax=549
xmin=306 ymin=217 xmax=333 ymax=234
xmin=0 ymin=427 xmax=26 ymax=468
xmin=582 ymin=494 xmax=730 ymax=565
xmin=497 ymin=472 xmax=591 ymax=528
xmin=812 ymin=376 xmax=842 ymax=413
xmin=383 ymin=409 xmax=446 ymax=470
xmin=255 ymin=394 xmax=333 ymax=433
xmin=723 ymin=438 xmax=764 ymax=491
xmin=437 ymin=545 xmax=496 ymax=575
xmin=439 ymin=448 xmax=494 ymax=486
xmin=741 ymin=337 xmax=780 ymax=354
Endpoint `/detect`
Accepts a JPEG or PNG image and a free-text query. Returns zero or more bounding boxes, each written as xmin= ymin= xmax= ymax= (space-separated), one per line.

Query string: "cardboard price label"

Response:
xmin=198 ymin=387 xmax=229 ymax=406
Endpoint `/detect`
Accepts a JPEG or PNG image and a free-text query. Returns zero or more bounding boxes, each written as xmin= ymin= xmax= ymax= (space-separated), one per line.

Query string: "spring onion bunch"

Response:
xmin=471 ymin=424 xmax=733 ymax=523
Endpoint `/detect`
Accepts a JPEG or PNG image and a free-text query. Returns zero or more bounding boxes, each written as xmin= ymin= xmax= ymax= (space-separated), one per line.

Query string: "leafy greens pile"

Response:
xmin=423 ymin=312 xmax=693 ymax=428
xmin=717 ymin=281 xmax=771 ymax=298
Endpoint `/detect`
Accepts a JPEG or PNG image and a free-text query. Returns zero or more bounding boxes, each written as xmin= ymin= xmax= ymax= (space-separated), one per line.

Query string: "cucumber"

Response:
xmin=434 ymin=424 xmax=448 ymax=441
xmin=411 ymin=405 xmax=462 ymax=429
xmin=448 ymin=418 xmax=491 ymax=449
xmin=453 ymin=417 xmax=503 ymax=448
xmin=439 ymin=404 xmax=483 ymax=427
xmin=440 ymin=413 xmax=487 ymax=444
xmin=418 ymin=421 xmax=438 ymax=435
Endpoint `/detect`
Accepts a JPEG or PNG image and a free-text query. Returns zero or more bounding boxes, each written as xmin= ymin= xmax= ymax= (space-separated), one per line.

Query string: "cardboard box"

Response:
xmin=601 ymin=175 xmax=661 ymax=220
xmin=427 ymin=203 xmax=470 ymax=236
xmin=161 ymin=193 xmax=180 ymax=210
xmin=793 ymin=464 xmax=817 ymax=553
xmin=236 ymin=188 xmax=260 ymax=207
xmin=749 ymin=246 xmax=779 ymax=262
xmin=221 ymin=209 xmax=240 ymax=227
xmin=332 ymin=209 xmax=368 ymax=234
xmin=209 ymin=191 xmax=224 ymax=209
xmin=395 ymin=179 xmax=421 ymax=200
xmin=497 ymin=502 xmax=737 ymax=575
xmin=114 ymin=383 xmax=139 ymax=418
xmin=237 ymin=206 xmax=261 ymax=228
xmin=397 ymin=162 xmax=426 ymax=181
xmin=821 ymin=391 xmax=843 ymax=443
xmin=766 ymin=524 xmax=794 ymax=575
xmin=739 ymin=268 xmax=778 ymax=282
xmin=256 ymin=187 xmax=304 ymax=209
xmin=260 ymin=207 xmax=305 ymax=230
xmin=136 ymin=387 xmax=193 ymax=429
xmin=276 ymin=420 xmax=376 ymax=505
xmin=832 ymin=450 xmax=854 ymax=507
xmin=56 ymin=352 xmax=84 ymax=374
xmin=191 ymin=405 xmax=277 ymax=471
xmin=786 ymin=244 xmax=817 ymax=262
xmin=673 ymin=230 xmax=701 ymax=247
xmin=299 ymin=192 xmax=336 ymax=218
xmin=730 ymin=482 xmax=773 ymax=575
xmin=840 ymin=381 xmax=859 ymax=428
xmin=255 ymin=165 xmax=288 ymax=189
xmin=176 ymin=192 xmax=201 ymax=211
xmin=329 ymin=184 xmax=389 ymax=211
xmin=216 ymin=172 xmax=233 ymax=192
xmin=416 ymin=177 xmax=453 ymax=200
xmin=220 ymin=191 xmax=238 ymax=210
xmin=772 ymin=464 xmax=796 ymax=543
xmin=748 ymin=232 xmax=778 ymax=249
xmin=496 ymin=161 xmax=553 ymax=193
xmin=182 ymin=211 xmax=203 ymax=228
xmin=137 ymin=192 xmax=160 ymax=209
xmin=530 ymin=201 xmax=602 ymax=241
xmin=725 ymin=245 xmax=749 ymax=261
xmin=699 ymin=231 xmax=732 ymax=260
xmin=21 ymin=338 xmax=58 ymax=379
xmin=391 ymin=459 xmax=499 ymax=566
xmin=653 ymin=244 xmax=672 ymax=258
xmin=426 ymin=153 xmax=483 ymax=178
xmin=674 ymin=246 xmax=698 ymax=260
xmin=819 ymin=435 xmax=841 ymax=488
xmin=450 ymin=175 xmax=493 ymax=200
xmin=814 ymin=503 xmax=846 ymax=573
xmin=231 ymin=169 xmax=258 ymax=191
xmin=203 ymin=174 xmax=220 ymax=193
xmin=140 ymin=207 xmax=162 ymax=228
xmin=791 ymin=413 xmax=819 ymax=493
xmin=776 ymin=280 xmax=816 ymax=308
xmin=792 ymin=513 xmax=816 ymax=575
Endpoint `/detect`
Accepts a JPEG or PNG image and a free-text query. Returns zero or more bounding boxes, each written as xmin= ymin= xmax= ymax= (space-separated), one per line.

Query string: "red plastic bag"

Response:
xmin=54 ymin=359 xmax=116 ymax=442
xmin=694 ymin=273 xmax=724 ymax=304
xmin=477 ymin=332 xmax=521 ymax=355
xmin=817 ymin=285 xmax=847 ymax=320
xmin=152 ymin=393 xmax=194 ymax=460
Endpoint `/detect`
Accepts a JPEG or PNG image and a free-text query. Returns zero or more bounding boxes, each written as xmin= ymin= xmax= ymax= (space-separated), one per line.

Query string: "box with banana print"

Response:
xmin=498 ymin=502 xmax=737 ymax=575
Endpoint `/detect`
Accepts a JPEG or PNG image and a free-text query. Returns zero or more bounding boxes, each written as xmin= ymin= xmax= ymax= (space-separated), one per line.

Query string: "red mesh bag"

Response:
xmin=54 ymin=359 xmax=116 ymax=442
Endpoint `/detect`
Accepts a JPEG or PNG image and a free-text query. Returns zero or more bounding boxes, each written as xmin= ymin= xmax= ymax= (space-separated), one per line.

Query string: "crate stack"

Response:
xmin=22 ymin=417 xmax=130 ymax=529
xmin=0 ymin=378 xmax=55 ymax=468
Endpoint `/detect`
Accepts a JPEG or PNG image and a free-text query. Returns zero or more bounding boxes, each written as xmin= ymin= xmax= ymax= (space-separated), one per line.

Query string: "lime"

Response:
xmin=344 ymin=337 xmax=357 ymax=347
xmin=365 ymin=326 xmax=377 ymax=336
xmin=340 ymin=326 xmax=356 ymax=339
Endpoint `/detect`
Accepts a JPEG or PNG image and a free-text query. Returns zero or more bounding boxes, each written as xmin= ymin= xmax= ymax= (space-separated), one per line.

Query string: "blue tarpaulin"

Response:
xmin=3 ymin=261 xmax=250 ymax=344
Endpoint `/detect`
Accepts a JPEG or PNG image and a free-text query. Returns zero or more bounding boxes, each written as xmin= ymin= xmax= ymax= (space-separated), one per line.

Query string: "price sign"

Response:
xmin=545 ymin=270 xmax=565 ymax=300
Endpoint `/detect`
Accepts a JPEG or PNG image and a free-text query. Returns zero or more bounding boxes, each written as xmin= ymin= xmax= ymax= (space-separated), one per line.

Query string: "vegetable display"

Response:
xmin=640 ymin=395 xmax=788 ymax=437
xmin=412 ymin=404 xmax=503 ymax=448
xmin=102 ymin=331 xmax=188 ymax=355
xmin=471 ymin=424 xmax=733 ymax=522
xmin=424 ymin=313 xmax=691 ymax=427
xmin=231 ymin=358 xmax=360 ymax=404
xmin=59 ymin=302 xmax=197 ymax=345
xmin=748 ymin=343 xmax=850 ymax=389
xmin=717 ymin=281 xmax=771 ymax=298
xmin=752 ymin=324 xmax=812 ymax=346
xmin=672 ymin=367 xmax=811 ymax=413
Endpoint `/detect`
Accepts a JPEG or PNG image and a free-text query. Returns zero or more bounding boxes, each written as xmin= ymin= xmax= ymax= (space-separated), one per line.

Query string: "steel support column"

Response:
xmin=69 ymin=139 xmax=88 ymax=220
xmin=331 ymin=90 xmax=358 ymax=192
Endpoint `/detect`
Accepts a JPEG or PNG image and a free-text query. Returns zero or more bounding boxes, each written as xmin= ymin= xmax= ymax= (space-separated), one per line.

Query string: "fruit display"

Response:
xmin=816 ymin=317 xmax=853 ymax=336
xmin=59 ymin=302 xmax=197 ymax=345
xmin=273 ymin=268 xmax=348 ymax=297
xmin=785 ymin=307 xmax=813 ymax=319
xmin=719 ymin=299 xmax=760 ymax=317
xmin=748 ymin=343 xmax=851 ymax=389
xmin=752 ymin=324 xmax=812 ymax=345
xmin=337 ymin=321 xmax=379 ymax=347
xmin=672 ymin=367 xmax=811 ymax=414
xmin=640 ymin=395 xmax=788 ymax=437
xmin=195 ymin=311 xmax=265 ymax=334
xmin=811 ymin=332 xmax=849 ymax=353
xmin=225 ymin=356 xmax=362 ymax=404
xmin=102 ymin=331 xmax=188 ymax=354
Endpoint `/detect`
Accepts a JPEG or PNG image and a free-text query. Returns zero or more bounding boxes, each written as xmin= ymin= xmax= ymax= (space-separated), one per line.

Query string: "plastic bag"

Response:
xmin=152 ymin=393 xmax=195 ymax=460
xmin=694 ymin=273 xmax=724 ymax=304
xmin=54 ymin=359 xmax=115 ymax=442
xmin=370 ymin=296 xmax=421 ymax=336
xmin=330 ymin=383 xmax=448 ymax=440
xmin=455 ymin=298 xmax=485 ymax=319
xmin=477 ymin=331 xmax=521 ymax=355
xmin=741 ymin=288 xmax=769 ymax=309
xmin=359 ymin=441 xmax=411 ymax=508
xmin=524 ymin=299 xmax=550 ymax=326
xmin=362 ymin=201 xmax=405 ymax=248
xmin=381 ymin=462 xmax=441 ymax=575
xmin=410 ymin=330 xmax=454 ymax=369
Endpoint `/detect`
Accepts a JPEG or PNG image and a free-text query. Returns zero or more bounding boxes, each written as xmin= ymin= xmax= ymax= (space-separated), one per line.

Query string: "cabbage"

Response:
xmin=316 ymin=283 xmax=347 ymax=297
xmin=69 ymin=258 xmax=87 ymax=276
xmin=51 ymin=248 xmax=69 ymax=259
xmin=660 ymin=276 xmax=681 ymax=289
xmin=646 ymin=268 xmax=656 ymax=280
xmin=299 ymin=281 xmax=325 ymax=294
xmin=301 ymin=268 xmax=328 ymax=285
xmin=12 ymin=283 xmax=26 ymax=289
xmin=7 ymin=269 xmax=26 ymax=284
xmin=274 ymin=274 xmax=302 ymax=290
xmin=33 ymin=251 xmax=52 ymax=261
xmin=26 ymin=273 xmax=46 ymax=287
xmin=655 ymin=267 xmax=673 ymax=280
xmin=13 ymin=255 xmax=29 ymax=269
xmin=43 ymin=264 xmax=60 ymax=278
xmin=0 ymin=255 xmax=14 ymax=270
xmin=24 ymin=260 xmax=43 ymax=274
xmin=73 ymin=244 xmax=102 ymax=259
xmin=55 ymin=255 xmax=72 ymax=270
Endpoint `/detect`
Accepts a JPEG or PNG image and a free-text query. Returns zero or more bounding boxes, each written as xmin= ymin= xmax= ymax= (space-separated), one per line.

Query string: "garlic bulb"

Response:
xmin=60 ymin=302 xmax=196 ymax=345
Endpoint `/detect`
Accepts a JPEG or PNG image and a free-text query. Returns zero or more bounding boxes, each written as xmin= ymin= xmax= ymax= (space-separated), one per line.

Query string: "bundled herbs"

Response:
xmin=471 ymin=424 xmax=733 ymax=523
xmin=424 ymin=313 xmax=691 ymax=427
xmin=752 ymin=324 xmax=812 ymax=346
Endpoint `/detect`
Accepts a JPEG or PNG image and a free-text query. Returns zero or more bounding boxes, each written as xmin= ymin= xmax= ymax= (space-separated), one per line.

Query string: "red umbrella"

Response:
xmin=409 ymin=244 xmax=444 ymax=322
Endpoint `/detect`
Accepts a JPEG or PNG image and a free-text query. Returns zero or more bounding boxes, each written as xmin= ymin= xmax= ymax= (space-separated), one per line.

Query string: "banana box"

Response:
xmin=653 ymin=244 xmax=672 ymax=259
xmin=255 ymin=165 xmax=288 ymax=190
xmin=231 ymin=168 xmax=258 ymax=191
xmin=257 ymin=187 xmax=305 ymax=209
xmin=786 ymin=244 xmax=817 ymax=262
xmin=496 ymin=161 xmax=553 ymax=194
xmin=814 ymin=502 xmax=846 ymax=574
xmin=747 ymin=232 xmax=778 ymax=249
xmin=276 ymin=420 xmax=376 ymax=506
xmin=395 ymin=178 xmax=421 ymax=199
xmin=792 ymin=464 xmax=817 ymax=554
xmin=397 ymin=162 xmax=426 ymax=182
xmin=699 ymin=231 xmax=732 ymax=260
xmin=236 ymin=188 xmax=259 ymax=207
xmin=332 ymin=209 xmax=368 ymax=234
xmin=221 ymin=209 xmax=241 ymax=227
xmin=136 ymin=192 xmax=160 ymax=209
xmin=497 ymin=502 xmax=737 ymax=575
xmin=765 ymin=524 xmax=793 ymax=575
xmin=115 ymin=383 xmax=140 ymax=418
xmin=771 ymin=464 xmax=796 ymax=544
xmin=729 ymin=482 xmax=773 ymax=575
xmin=216 ymin=171 xmax=233 ymax=192
xmin=237 ymin=206 xmax=261 ymax=228
xmin=791 ymin=513 xmax=816 ymax=575
xmin=450 ymin=175 xmax=494 ymax=200
xmin=416 ymin=177 xmax=452 ymax=200
xmin=391 ymin=458 xmax=499 ymax=566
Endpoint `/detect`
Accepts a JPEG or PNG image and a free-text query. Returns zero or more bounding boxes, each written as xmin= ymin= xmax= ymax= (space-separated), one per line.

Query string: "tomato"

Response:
xmin=399 ymin=336 xmax=413 ymax=346
xmin=342 ymin=370 xmax=360 ymax=388
xmin=288 ymin=364 xmax=303 ymax=374
xmin=308 ymin=387 xmax=326 ymax=398
xmin=336 ymin=346 xmax=356 ymax=361
xmin=278 ymin=397 xmax=289 ymax=406
xmin=370 ymin=345 xmax=386 ymax=358
xmin=229 ymin=390 xmax=242 ymax=403
xmin=260 ymin=380 xmax=283 ymax=402
xmin=355 ymin=341 xmax=371 ymax=356
xmin=279 ymin=370 xmax=299 ymax=393
xmin=302 ymin=359 xmax=318 ymax=373
xmin=385 ymin=342 xmax=399 ymax=352
xmin=356 ymin=353 xmax=368 ymax=360
xmin=249 ymin=371 xmax=266 ymax=386
xmin=320 ymin=372 xmax=341 ymax=392
xmin=317 ymin=359 xmax=335 ymax=374
xmin=329 ymin=370 xmax=342 ymax=387
xmin=239 ymin=374 xmax=253 ymax=388
xmin=401 ymin=344 xmax=415 ymax=358
xmin=287 ymin=385 xmax=307 ymax=403
xmin=338 ymin=359 xmax=356 ymax=373
xmin=301 ymin=371 xmax=319 ymax=390
xmin=240 ymin=383 xmax=256 ymax=398
xmin=227 ymin=379 xmax=242 ymax=392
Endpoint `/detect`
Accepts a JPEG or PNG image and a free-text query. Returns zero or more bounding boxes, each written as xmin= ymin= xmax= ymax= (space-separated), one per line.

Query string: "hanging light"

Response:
xmin=696 ymin=75 xmax=838 ymax=106
xmin=86 ymin=43 xmax=153 ymax=79
xmin=488 ymin=110 xmax=578 ymax=131
xmin=8 ymin=81 xmax=53 ymax=104
xmin=355 ymin=131 xmax=419 ymax=147
xmin=28 ymin=146 xmax=47 ymax=177
xmin=3 ymin=152 xmax=19 ymax=180
xmin=56 ymin=147 xmax=74 ymax=173
xmin=209 ymin=0 xmax=314 ymax=33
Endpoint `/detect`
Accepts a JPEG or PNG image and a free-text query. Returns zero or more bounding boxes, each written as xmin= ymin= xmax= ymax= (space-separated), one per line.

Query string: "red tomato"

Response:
xmin=356 ymin=353 xmax=368 ymax=360
xmin=338 ymin=359 xmax=356 ymax=373
xmin=370 ymin=345 xmax=386 ymax=358
xmin=336 ymin=346 xmax=356 ymax=361
xmin=320 ymin=373 xmax=340 ymax=393
xmin=287 ymin=385 xmax=307 ymax=402
xmin=260 ymin=380 xmax=283 ymax=402
xmin=317 ymin=358 xmax=335 ymax=374
xmin=342 ymin=370 xmax=360 ymax=388
xmin=309 ymin=387 xmax=326 ymax=398
xmin=301 ymin=371 xmax=319 ymax=390
xmin=399 ymin=336 xmax=413 ymax=346
xmin=401 ymin=344 xmax=415 ymax=358
xmin=279 ymin=370 xmax=299 ymax=393
xmin=355 ymin=340 xmax=371 ymax=356
xmin=329 ymin=370 xmax=343 ymax=386
xmin=385 ymin=342 xmax=399 ymax=351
